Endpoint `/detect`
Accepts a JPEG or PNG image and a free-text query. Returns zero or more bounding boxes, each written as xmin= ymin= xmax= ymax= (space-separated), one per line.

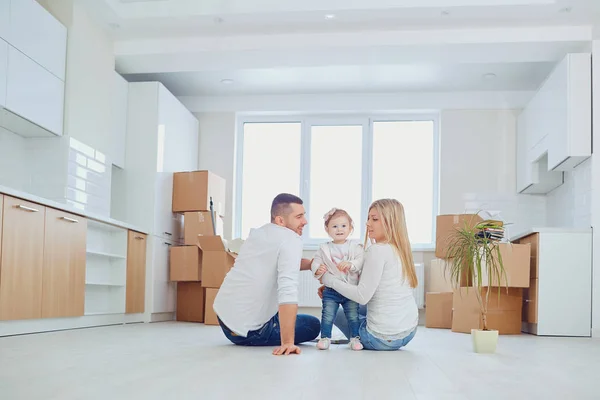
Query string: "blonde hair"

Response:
xmin=365 ymin=199 xmax=418 ymax=288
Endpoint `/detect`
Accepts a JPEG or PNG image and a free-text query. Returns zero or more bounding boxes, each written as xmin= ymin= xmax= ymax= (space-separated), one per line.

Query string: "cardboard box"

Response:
xmin=427 ymin=259 xmax=453 ymax=292
xmin=170 ymin=245 xmax=201 ymax=281
xmin=452 ymin=287 xmax=523 ymax=335
xmin=183 ymin=211 xmax=224 ymax=245
xmin=204 ymin=288 xmax=219 ymax=325
xmin=478 ymin=243 xmax=531 ymax=288
xmin=435 ymin=214 xmax=483 ymax=259
xmin=425 ymin=292 xmax=453 ymax=329
xmin=172 ymin=170 xmax=226 ymax=215
xmin=176 ymin=282 xmax=204 ymax=322
xmin=198 ymin=236 xmax=236 ymax=288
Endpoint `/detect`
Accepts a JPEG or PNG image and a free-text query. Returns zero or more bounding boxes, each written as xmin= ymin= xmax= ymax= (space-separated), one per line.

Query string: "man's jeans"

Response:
xmin=218 ymin=314 xmax=320 ymax=346
xmin=334 ymin=304 xmax=417 ymax=351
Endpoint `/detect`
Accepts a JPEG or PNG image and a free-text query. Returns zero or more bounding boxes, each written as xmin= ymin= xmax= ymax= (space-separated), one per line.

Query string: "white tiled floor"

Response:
xmin=1 ymin=322 xmax=599 ymax=400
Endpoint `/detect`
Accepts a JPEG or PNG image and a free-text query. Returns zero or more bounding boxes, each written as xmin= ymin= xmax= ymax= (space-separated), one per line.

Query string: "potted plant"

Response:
xmin=445 ymin=218 xmax=508 ymax=354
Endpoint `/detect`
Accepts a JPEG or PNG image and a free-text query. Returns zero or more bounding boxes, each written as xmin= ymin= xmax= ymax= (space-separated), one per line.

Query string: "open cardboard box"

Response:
xmin=183 ymin=211 xmax=224 ymax=245
xmin=198 ymin=236 xmax=236 ymax=288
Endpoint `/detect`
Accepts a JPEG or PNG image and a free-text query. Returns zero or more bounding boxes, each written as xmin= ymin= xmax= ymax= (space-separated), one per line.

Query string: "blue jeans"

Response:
xmin=218 ymin=314 xmax=320 ymax=346
xmin=321 ymin=288 xmax=360 ymax=338
xmin=334 ymin=304 xmax=417 ymax=351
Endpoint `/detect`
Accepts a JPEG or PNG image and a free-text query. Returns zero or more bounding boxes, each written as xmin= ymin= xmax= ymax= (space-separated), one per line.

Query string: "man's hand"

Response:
xmin=300 ymin=258 xmax=313 ymax=271
xmin=317 ymin=285 xmax=325 ymax=299
xmin=272 ymin=343 xmax=301 ymax=356
xmin=315 ymin=265 xmax=327 ymax=277
xmin=337 ymin=261 xmax=351 ymax=273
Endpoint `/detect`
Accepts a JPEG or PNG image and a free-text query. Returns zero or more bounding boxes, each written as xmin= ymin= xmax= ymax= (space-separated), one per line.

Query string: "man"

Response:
xmin=213 ymin=193 xmax=320 ymax=356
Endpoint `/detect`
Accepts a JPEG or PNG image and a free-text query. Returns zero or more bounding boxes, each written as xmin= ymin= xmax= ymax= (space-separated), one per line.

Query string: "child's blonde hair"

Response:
xmin=365 ymin=199 xmax=418 ymax=288
xmin=323 ymin=208 xmax=354 ymax=232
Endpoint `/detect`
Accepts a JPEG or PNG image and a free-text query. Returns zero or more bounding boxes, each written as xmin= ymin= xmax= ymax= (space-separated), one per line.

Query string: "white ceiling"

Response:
xmin=80 ymin=0 xmax=600 ymax=96
xmin=126 ymin=62 xmax=556 ymax=96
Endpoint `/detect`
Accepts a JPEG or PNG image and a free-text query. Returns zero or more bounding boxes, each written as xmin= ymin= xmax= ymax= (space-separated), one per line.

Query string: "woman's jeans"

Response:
xmin=321 ymin=287 xmax=360 ymax=338
xmin=334 ymin=304 xmax=417 ymax=351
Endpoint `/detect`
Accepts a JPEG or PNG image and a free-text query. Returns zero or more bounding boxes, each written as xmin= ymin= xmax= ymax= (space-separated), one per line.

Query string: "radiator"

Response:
xmin=413 ymin=263 xmax=425 ymax=309
xmin=299 ymin=263 xmax=426 ymax=309
xmin=298 ymin=272 xmax=322 ymax=307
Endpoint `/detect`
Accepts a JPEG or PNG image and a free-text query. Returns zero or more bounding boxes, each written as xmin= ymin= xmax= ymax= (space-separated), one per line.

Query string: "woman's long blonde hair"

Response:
xmin=365 ymin=199 xmax=418 ymax=288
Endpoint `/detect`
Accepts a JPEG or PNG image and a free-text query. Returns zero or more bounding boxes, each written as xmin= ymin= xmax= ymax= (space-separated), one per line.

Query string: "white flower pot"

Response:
xmin=471 ymin=329 xmax=499 ymax=353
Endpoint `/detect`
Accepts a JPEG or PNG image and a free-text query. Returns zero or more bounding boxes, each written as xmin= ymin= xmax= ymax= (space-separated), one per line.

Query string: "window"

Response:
xmin=235 ymin=115 xmax=438 ymax=249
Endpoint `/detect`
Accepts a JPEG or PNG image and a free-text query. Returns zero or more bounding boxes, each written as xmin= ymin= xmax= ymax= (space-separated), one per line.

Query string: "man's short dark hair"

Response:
xmin=271 ymin=193 xmax=303 ymax=222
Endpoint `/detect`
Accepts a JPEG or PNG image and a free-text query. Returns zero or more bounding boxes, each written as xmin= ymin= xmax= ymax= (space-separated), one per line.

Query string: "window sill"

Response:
xmin=302 ymin=244 xmax=435 ymax=252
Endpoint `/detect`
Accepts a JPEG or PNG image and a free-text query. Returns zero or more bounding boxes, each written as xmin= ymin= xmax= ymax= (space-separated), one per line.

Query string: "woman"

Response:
xmin=319 ymin=199 xmax=418 ymax=351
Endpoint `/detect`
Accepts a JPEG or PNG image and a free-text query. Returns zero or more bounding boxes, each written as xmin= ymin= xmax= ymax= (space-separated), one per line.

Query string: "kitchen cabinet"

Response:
xmin=0 ymin=196 xmax=45 ymax=320
xmin=42 ymin=208 xmax=87 ymax=318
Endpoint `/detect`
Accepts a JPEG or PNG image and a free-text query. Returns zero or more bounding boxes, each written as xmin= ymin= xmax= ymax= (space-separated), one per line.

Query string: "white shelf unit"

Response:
xmin=85 ymin=220 xmax=127 ymax=315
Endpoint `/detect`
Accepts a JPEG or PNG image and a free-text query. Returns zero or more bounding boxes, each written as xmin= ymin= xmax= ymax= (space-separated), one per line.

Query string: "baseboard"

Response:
xmin=150 ymin=312 xmax=175 ymax=323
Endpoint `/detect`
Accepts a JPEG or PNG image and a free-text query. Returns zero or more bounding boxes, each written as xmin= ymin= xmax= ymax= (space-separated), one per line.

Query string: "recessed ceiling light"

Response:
xmin=220 ymin=79 xmax=234 ymax=85
xmin=559 ymin=6 xmax=572 ymax=13
xmin=483 ymin=73 xmax=497 ymax=80
xmin=441 ymin=10 xmax=450 ymax=16
xmin=325 ymin=14 xmax=336 ymax=20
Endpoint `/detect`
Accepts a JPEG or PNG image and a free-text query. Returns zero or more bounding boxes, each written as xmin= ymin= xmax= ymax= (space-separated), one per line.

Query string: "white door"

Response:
xmin=151 ymin=236 xmax=177 ymax=313
xmin=0 ymin=0 xmax=9 ymax=44
xmin=8 ymin=0 xmax=67 ymax=80
xmin=6 ymin=46 xmax=64 ymax=135
xmin=0 ymin=39 xmax=7 ymax=107
xmin=111 ymin=72 xmax=128 ymax=168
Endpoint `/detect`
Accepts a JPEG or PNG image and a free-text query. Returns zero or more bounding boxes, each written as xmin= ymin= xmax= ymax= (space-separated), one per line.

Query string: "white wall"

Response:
xmin=546 ymin=158 xmax=592 ymax=228
xmin=441 ymin=110 xmax=546 ymax=235
xmin=0 ymin=128 xmax=28 ymax=191
xmin=195 ymin=112 xmax=237 ymax=239
xmin=591 ymin=39 xmax=600 ymax=338
xmin=194 ymin=109 xmax=547 ymax=241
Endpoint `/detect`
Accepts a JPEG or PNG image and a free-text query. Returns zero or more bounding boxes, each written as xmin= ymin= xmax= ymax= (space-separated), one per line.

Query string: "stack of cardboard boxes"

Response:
xmin=169 ymin=170 xmax=235 ymax=325
xmin=426 ymin=214 xmax=531 ymax=334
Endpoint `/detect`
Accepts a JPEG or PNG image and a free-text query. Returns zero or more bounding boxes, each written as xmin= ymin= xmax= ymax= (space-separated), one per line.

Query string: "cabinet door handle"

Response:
xmin=164 ymin=242 xmax=172 ymax=246
xmin=164 ymin=232 xmax=173 ymax=236
xmin=16 ymin=205 xmax=39 ymax=212
xmin=60 ymin=216 xmax=79 ymax=223
xmin=135 ymin=236 xmax=145 ymax=240
xmin=524 ymin=299 xmax=532 ymax=303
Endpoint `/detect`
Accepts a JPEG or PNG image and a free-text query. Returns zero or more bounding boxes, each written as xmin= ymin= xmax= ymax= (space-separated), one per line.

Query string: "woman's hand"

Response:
xmin=337 ymin=261 xmax=351 ymax=273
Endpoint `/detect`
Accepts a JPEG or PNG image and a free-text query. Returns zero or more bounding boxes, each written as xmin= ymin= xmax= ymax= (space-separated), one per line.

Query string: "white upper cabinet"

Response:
xmin=515 ymin=52 xmax=590 ymax=194
xmin=8 ymin=0 xmax=67 ymax=80
xmin=0 ymin=39 xmax=7 ymax=108
xmin=112 ymin=72 xmax=129 ymax=169
xmin=5 ymin=46 xmax=64 ymax=136
xmin=0 ymin=0 xmax=9 ymax=42
xmin=546 ymin=53 xmax=591 ymax=171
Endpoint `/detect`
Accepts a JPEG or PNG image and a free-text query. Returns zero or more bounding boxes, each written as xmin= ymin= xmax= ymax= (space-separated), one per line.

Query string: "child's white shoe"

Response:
xmin=317 ymin=337 xmax=331 ymax=350
xmin=349 ymin=337 xmax=363 ymax=351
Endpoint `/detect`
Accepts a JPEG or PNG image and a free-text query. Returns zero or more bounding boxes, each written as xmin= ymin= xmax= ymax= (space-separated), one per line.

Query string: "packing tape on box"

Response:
xmin=453 ymin=215 xmax=459 ymax=224
xmin=198 ymin=213 xmax=205 ymax=223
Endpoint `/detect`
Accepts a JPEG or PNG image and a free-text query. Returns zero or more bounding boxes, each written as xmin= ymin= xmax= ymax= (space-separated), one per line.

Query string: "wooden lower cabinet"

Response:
xmin=42 ymin=208 xmax=87 ymax=318
xmin=0 ymin=196 xmax=45 ymax=320
xmin=126 ymin=231 xmax=147 ymax=313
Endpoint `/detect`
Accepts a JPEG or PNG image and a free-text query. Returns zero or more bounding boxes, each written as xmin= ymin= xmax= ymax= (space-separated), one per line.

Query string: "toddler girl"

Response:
xmin=312 ymin=208 xmax=364 ymax=350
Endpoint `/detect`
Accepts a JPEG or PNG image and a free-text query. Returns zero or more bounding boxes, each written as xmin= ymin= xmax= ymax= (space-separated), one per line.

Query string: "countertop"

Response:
xmin=0 ymin=185 xmax=147 ymax=233
xmin=510 ymin=227 xmax=592 ymax=242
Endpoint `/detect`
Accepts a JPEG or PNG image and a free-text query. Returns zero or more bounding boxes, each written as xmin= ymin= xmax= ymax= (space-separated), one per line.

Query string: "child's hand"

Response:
xmin=316 ymin=265 xmax=327 ymax=276
xmin=337 ymin=261 xmax=352 ymax=273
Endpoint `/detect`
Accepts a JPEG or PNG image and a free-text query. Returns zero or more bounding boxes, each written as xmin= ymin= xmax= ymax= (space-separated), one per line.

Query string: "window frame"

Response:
xmin=234 ymin=113 xmax=440 ymax=251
